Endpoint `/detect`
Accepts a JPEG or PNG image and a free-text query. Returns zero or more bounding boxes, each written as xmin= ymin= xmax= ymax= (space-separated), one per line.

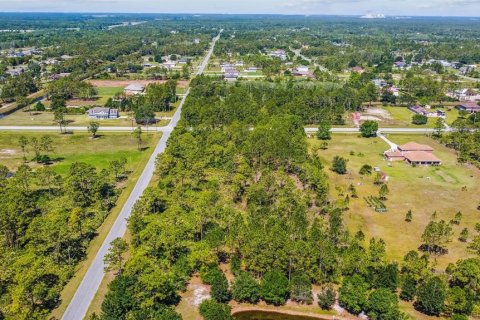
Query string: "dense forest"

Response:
xmin=0 ymin=156 xmax=128 ymax=319
xmin=98 ymin=77 xmax=480 ymax=320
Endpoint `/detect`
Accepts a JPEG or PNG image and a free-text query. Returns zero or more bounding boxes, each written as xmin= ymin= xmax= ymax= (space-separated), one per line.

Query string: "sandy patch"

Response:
xmin=364 ymin=107 xmax=392 ymax=119
xmin=87 ymin=79 xmax=188 ymax=88
xmin=0 ymin=149 xmax=17 ymax=155
xmin=360 ymin=115 xmax=382 ymax=121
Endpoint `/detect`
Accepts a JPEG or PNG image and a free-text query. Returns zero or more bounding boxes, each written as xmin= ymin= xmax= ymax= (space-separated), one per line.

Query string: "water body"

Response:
xmin=233 ymin=310 xmax=327 ymax=320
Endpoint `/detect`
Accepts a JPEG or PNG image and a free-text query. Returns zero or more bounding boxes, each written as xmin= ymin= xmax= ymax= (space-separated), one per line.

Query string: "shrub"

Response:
xmin=412 ymin=114 xmax=428 ymax=125
xmin=331 ymin=156 xmax=347 ymax=174
xmin=260 ymin=270 xmax=289 ymax=306
xmin=232 ymin=272 xmax=260 ymax=304
xmin=318 ymin=286 xmax=336 ymax=310
xmin=359 ymin=164 xmax=373 ymax=175
xmin=360 ymin=120 xmax=378 ymax=137
xmin=199 ymin=299 xmax=234 ymax=320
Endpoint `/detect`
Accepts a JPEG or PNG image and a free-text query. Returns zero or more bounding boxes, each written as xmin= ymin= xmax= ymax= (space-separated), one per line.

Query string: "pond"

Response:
xmin=233 ymin=310 xmax=328 ymax=320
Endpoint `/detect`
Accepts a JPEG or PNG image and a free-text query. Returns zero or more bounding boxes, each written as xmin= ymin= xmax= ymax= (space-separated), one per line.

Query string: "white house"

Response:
xmin=124 ymin=83 xmax=145 ymax=95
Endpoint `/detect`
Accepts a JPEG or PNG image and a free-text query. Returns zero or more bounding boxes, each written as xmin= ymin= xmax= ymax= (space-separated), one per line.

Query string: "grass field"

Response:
xmin=0 ymin=109 xmax=170 ymax=127
xmin=310 ymin=134 xmax=479 ymax=270
xmin=0 ymin=132 xmax=159 ymax=175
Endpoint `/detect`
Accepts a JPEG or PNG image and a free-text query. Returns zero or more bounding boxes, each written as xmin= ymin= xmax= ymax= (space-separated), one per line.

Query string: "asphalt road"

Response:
xmin=61 ymin=31 xmax=221 ymax=320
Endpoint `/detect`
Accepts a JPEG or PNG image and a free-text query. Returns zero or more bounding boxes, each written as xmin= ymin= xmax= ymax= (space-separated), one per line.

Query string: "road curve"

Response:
xmin=61 ymin=31 xmax=221 ymax=320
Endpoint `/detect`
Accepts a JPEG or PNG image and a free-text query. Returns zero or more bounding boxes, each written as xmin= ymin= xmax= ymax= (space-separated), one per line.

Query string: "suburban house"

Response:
xmin=221 ymin=63 xmax=236 ymax=72
xmin=456 ymin=101 xmax=480 ymax=113
xmin=87 ymin=107 xmax=119 ymax=119
xmin=388 ymin=86 xmax=400 ymax=97
xmin=178 ymin=57 xmax=190 ymax=64
xmin=224 ymin=70 xmax=240 ymax=81
xmin=453 ymin=88 xmax=480 ymax=101
xmin=372 ymin=79 xmax=387 ymax=87
xmin=408 ymin=105 xmax=446 ymax=118
xmin=245 ymin=66 xmax=259 ymax=72
xmin=394 ymin=61 xmax=406 ymax=69
xmin=162 ymin=61 xmax=176 ymax=70
xmin=293 ymin=65 xmax=310 ymax=76
xmin=351 ymin=66 xmax=365 ymax=74
xmin=124 ymin=83 xmax=145 ymax=95
xmin=268 ymin=49 xmax=287 ymax=60
xmin=384 ymin=142 xmax=441 ymax=166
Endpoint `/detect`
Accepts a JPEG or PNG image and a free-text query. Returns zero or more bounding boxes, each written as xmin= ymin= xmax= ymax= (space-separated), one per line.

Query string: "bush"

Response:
xmin=211 ymin=271 xmax=231 ymax=303
xmin=199 ymin=299 xmax=234 ymax=320
xmin=34 ymin=101 xmax=46 ymax=111
xmin=412 ymin=114 xmax=428 ymax=125
xmin=331 ymin=156 xmax=347 ymax=174
xmin=232 ymin=272 xmax=260 ymax=304
xmin=360 ymin=120 xmax=378 ymax=137
xmin=260 ymin=270 xmax=289 ymax=306
xmin=317 ymin=286 xmax=336 ymax=310
xmin=359 ymin=164 xmax=373 ymax=175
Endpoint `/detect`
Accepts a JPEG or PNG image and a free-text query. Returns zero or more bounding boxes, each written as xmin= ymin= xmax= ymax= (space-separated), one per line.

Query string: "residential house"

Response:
xmin=394 ymin=61 xmax=406 ymax=69
xmin=124 ymin=83 xmax=145 ymax=95
xmin=388 ymin=86 xmax=400 ymax=97
xmin=268 ymin=49 xmax=287 ymax=61
xmin=456 ymin=101 xmax=480 ymax=113
xmin=178 ymin=57 xmax=190 ymax=64
xmin=372 ymin=79 xmax=387 ymax=87
xmin=351 ymin=66 xmax=365 ymax=74
xmin=454 ymin=88 xmax=480 ymax=102
xmin=293 ymin=65 xmax=310 ymax=76
xmin=245 ymin=66 xmax=259 ymax=72
xmin=162 ymin=61 xmax=176 ymax=70
xmin=224 ymin=70 xmax=240 ymax=82
xmin=384 ymin=142 xmax=441 ymax=166
xmin=408 ymin=105 xmax=445 ymax=118
xmin=87 ymin=107 xmax=119 ymax=119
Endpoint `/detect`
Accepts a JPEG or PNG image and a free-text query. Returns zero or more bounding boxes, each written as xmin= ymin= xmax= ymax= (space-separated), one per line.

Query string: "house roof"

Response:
xmin=384 ymin=151 xmax=404 ymax=158
xmin=398 ymin=142 xmax=434 ymax=152
xmin=124 ymin=83 xmax=145 ymax=91
xmin=404 ymin=151 xmax=441 ymax=163
xmin=457 ymin=101 xmax=480 ymax=111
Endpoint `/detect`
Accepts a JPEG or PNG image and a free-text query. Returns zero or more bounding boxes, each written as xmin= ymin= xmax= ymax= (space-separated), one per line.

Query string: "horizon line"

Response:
xmin=0 ymin=11 xmax=479 ymax=18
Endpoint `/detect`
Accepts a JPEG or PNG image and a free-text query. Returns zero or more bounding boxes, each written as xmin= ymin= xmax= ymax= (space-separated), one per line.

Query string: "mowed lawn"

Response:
xmin=0 ymin=109 xmax=170 ymax=127
xmin=310 ymin=134 xmax=479 ymax=269
xmin=0 ymin=132 xmax=160 ymax=175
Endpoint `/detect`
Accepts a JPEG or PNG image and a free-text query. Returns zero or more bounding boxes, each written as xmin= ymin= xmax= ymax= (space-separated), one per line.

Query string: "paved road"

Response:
xmin=62 ymin=31 xmax=222 ymax=320
xmin=305 ymin=127 xmax=440 ymax=134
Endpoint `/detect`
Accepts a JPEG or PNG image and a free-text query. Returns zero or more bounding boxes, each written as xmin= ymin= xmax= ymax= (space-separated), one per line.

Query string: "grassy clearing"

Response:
xmin=0 ymin=132 xmax=159 ymax=175
xmin=310 ymin=134 xmax=479 ymax=270
xmin=48 ymin=132 xmax=161 ymax=319
xmin=0 ymin=109 xmax=170 ymax=127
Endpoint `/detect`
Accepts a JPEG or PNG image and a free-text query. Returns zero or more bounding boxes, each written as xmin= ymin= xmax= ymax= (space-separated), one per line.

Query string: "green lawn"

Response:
xmin=96 ymin=86 xmax=124 ymax=96
xmin=0 ymin=132 xmax=160 ymax=176
xmin=365 ymin=106 xmax=436 ymax=128
xmin=0 ymin=109 xmax=170 ymax=127
xmin=310 ymin=134 xmax=479 ymax=270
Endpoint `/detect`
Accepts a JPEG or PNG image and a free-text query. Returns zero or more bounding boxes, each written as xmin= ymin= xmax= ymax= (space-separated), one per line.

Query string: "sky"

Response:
xmin=1 ymin=0 xmax=480 ymax=16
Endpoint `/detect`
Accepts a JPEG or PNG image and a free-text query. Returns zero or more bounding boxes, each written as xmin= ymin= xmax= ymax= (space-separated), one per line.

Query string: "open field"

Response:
xmin=0 ymin=131 xmax=160 ymax=175
xmin=87 ymin=79 xmax=189 ymax=88
xmin=361 ymin=106 xmax=434 ymax=128
xmin=0 ymin=109 xmax=170 ymax=127
xmin=310 ymin=134 xmax=479 ymax=270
